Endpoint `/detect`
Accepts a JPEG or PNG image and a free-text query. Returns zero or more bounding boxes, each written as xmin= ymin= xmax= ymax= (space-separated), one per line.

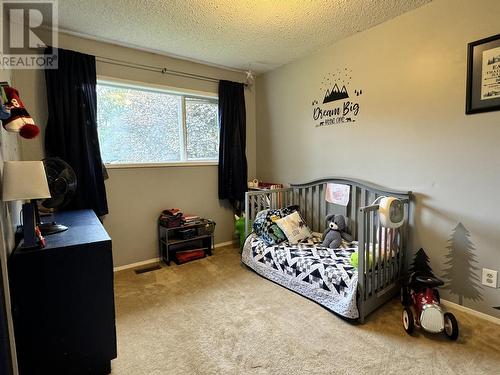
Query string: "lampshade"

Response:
xmin=2 ymin=161 xmax=51 ymax=201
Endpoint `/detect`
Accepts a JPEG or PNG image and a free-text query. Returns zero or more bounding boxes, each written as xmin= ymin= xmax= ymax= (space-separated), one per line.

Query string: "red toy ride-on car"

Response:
xmin=401 ymin=274 xmax=459 ymax=340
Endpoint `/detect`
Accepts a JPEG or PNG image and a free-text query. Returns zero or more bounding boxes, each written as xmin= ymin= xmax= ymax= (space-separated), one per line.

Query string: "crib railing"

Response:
xmin=244 ymin=178 xmax=412 ymax=322
xmin=245 ymin=188 xmax=293 ymax=237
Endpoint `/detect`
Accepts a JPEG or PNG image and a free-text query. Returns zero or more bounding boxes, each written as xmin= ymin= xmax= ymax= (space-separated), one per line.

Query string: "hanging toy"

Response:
xmin=0 ymin=87 xmax=11 ymax=120
xmin=1 ymin=86 xmax=40 ymax=139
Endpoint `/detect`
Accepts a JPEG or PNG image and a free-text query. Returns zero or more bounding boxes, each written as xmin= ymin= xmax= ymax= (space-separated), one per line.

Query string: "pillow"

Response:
xmin=252 ymin=206 xmax=299 ymax=245
xmin=275 ymin=211 xmax=312 ymax=245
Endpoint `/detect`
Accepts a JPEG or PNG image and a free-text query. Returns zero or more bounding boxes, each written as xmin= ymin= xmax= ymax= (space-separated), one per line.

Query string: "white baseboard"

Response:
xmin=113 ymin=240 xmax=237 ymax=272
xmin=214 ymin=240 xmax=237 ymax=248
xmin=441 ymin=299 xmax=500 ymax=326
xmin=113 ymin=258 xmax=160 ymax=272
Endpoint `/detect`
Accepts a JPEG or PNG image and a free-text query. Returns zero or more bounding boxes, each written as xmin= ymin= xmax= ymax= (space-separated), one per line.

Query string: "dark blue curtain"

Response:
xmin=44 ymin=47 xmax=108 ymax=216
xmin=218 ymin=80 xmax=247 ymax=211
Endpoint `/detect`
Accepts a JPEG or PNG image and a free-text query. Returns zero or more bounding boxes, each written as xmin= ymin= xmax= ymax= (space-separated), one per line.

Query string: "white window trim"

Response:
xmin=97 ymin=76 xmax=219 ymax=168
xmin=105 ymin=161 xmax=218 ymax=169
xmin=97 ymin=75 xmax=218 ymax=99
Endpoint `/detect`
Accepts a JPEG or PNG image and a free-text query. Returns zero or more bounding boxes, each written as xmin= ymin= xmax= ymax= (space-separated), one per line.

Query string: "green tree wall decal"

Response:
xmin=442 ymin=222 xmax=482 ymax=306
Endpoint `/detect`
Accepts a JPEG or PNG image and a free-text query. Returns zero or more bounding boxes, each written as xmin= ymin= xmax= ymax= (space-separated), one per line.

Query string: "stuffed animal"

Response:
xmin=1 ymin=86 xmax=40 ymax=139
xmin=322 ymin=214 xmax=353 ymax=249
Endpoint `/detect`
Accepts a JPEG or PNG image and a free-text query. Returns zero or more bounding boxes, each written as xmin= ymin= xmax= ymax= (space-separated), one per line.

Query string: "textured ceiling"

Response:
xmin=57 ymin=0 xmax=432 ymax=73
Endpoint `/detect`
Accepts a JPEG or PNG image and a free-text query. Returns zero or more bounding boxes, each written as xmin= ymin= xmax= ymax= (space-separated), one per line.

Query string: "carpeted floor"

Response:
xmin=112 ymin=246 xmax=500 ymax=375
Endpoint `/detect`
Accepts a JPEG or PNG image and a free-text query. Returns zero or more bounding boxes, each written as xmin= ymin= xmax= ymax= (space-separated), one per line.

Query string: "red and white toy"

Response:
xmin=1 ymin=86 xmax=40 ymax=139
xmin=401 ymin=274 xmax=459 ymax=340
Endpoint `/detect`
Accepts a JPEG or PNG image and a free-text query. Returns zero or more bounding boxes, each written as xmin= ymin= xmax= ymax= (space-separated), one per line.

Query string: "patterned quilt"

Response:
xmin=241 ymin=233 xmax=359 ymax=319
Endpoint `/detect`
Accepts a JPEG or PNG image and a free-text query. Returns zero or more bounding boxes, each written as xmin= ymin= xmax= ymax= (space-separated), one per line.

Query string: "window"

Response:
xmin=96 ymin=81 xmax=219 ymax=166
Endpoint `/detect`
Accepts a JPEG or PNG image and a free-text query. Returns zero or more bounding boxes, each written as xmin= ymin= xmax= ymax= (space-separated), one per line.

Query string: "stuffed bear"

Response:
xmin=322 ymin=214 xmax=353 ymax=249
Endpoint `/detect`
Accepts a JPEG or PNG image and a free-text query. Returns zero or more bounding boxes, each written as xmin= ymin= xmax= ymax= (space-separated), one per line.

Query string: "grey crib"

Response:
xmin=244 ymin=177 xmax=412 ymax=323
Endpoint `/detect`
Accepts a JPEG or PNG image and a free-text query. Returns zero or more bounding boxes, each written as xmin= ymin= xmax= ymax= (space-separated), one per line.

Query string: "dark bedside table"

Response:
xmin=8 ymin=209 xmax=117 ymax=375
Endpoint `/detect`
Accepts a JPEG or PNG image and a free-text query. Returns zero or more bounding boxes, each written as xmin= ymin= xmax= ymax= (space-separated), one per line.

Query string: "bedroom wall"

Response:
xmin=0 ymin=15 xmax=21 ymax=372
xmin=256 ymin=0 xmax=500 ymax=318
xmin=13 ymin=31 xmax=257 ymax=267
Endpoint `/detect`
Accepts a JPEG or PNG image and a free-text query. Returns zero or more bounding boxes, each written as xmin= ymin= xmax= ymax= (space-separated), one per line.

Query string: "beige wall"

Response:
xmin=256 ymin=0 xmax=500 ymax=318
xmin=14 ymin=32 xmax=256 ymax=267
xmin=0 ymin=69 xmax=21 ymax=255
xmin=1 ymin=11 xmax=21 ymax=371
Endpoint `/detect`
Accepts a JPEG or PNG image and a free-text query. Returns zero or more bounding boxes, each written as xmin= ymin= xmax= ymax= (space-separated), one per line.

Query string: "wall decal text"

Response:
xmin=312 ymin=68 xmax=363 ymax=127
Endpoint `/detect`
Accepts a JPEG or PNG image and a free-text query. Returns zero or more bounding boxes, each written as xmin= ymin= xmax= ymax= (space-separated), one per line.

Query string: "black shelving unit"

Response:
xmin=158 ymin=220 xmax=214 ymax=265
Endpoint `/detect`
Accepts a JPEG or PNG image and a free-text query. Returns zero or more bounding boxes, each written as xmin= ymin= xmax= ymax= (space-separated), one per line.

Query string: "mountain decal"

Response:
xmin=323 ymin=84 xmax=349 ymax=104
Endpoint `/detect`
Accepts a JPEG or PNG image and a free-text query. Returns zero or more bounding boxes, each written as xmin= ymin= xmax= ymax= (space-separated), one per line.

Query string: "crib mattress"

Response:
xmin=241 ymin=233 xmax=359 ymax=319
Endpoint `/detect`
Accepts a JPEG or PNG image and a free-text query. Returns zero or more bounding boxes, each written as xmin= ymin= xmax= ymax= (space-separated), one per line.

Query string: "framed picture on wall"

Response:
xmin=466 ymin=33 xmax=500 ymax=114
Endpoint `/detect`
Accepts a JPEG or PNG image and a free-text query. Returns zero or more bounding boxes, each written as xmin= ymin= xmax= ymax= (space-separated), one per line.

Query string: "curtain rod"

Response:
xmin=95 ymin=56 xmax=248 ymax=86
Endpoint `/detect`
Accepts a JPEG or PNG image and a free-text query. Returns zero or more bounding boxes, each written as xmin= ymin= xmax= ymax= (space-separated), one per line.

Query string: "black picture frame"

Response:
xmin=466 ymin=33 xmax=500 ymax=114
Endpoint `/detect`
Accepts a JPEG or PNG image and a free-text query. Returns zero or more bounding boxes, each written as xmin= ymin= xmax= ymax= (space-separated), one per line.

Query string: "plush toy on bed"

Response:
xmin=322 ymin=214 xmax=353 ymax=249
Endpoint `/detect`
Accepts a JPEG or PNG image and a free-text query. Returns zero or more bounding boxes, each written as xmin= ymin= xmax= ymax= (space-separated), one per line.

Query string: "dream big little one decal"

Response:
xmin=312 ymin=68 xmax=363 ymax=127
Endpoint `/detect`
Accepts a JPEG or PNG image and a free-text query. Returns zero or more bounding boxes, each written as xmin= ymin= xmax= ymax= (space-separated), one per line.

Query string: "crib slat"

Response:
xmin=381 ymin=226 xmax=386 ymax=287
xmin=300 ymin=188 xmax=304 ymax=218
xmin=371 ymin=210 xmax=376 ymax=294
xmin=314 ymin=185 xmax=318 ymax=233
xmin=307 ymin=187 xmax=312 ymax=227
xmin=306 ymin=187 xmax=310 ymax=226
xmin=350 ymin=186 xmax=357 ymax=238
xmin=250 ymin=195 xmax=255 ymax=231
xmin=378 ymin=221 xmax=382 ymax=291
xmin=360 ymin=188 xmax=366 ymax=209
xmin=322 ymin=184 xmax=326 ymax=232
xmin=359 ymin=210 xmax=365 ymax=301
xmin=384 ymin=227 xmax=390 ymax=287
xmin=397 ymin=204 xmax=406 ymax=278
xmin=365 ymin=210 xmax=370 ymax=298
xmin=304 ymin=188 xmax=308 ymax=221
xmin=303 ymin=188 xmax=307 ymax=221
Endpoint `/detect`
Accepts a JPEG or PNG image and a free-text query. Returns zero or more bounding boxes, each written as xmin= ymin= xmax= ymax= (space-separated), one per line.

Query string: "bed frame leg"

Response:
xmin=358 ymin=296 xmax=365 ymax=324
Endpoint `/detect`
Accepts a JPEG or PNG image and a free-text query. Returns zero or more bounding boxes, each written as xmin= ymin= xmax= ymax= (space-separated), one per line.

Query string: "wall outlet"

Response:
xmin=482 ymin=268 xmax=498 ymax=288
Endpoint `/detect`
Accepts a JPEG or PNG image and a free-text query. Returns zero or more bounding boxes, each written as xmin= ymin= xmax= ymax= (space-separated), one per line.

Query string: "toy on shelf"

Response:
xmin=401 ymin=248 xmax=459 ymax=340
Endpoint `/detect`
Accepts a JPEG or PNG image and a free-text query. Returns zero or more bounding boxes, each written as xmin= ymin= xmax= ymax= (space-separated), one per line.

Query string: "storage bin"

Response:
xmin=198 ymin=220 xmax=216 ymax=236
xmin=177 ymin=228 xmax=197 ymax=240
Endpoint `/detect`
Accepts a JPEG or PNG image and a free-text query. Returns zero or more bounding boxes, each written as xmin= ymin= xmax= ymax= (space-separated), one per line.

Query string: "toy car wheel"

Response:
xmin=443 ymin=312 xmax=459 ymax=340
xmin=402 ymin=307 xmax=414 ymax=334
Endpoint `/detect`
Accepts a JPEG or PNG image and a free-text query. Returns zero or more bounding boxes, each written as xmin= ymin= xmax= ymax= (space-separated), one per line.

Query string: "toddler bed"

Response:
xmin=242 ymin=177 xmax=412 ymax=323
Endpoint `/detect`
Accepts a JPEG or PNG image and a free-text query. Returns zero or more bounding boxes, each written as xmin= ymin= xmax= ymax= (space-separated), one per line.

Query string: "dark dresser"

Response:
xmin=8 ymin=210 xmax=117 ymax=375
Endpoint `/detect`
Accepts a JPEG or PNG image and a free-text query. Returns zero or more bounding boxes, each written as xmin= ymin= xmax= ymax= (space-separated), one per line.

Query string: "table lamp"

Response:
xmin=2 ymin=161 xmax=51 ymax=248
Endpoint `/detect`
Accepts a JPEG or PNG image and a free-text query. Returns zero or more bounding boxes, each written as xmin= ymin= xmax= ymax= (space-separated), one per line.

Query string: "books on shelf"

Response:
xmin=182 ymin=214 xmax=200 ymax=224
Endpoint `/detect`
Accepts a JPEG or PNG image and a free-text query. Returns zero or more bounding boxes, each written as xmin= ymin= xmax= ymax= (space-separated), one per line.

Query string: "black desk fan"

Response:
xmin=36 ymin=157 xmax=77 ymax=235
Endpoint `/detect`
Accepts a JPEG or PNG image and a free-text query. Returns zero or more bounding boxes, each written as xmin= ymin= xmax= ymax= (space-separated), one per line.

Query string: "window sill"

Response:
xmin=104 ymin=161 xmax=218 ymax=169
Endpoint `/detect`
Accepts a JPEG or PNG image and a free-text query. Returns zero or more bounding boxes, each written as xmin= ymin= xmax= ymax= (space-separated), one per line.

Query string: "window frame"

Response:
xmin=96 ymin=76 xmax=219 ymax=169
